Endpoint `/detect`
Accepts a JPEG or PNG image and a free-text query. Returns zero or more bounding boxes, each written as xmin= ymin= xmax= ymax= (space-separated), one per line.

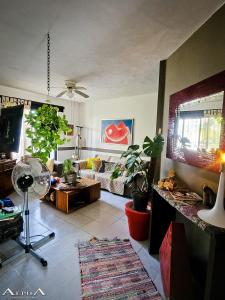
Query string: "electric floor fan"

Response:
xmin=3 ymin=157 xmax=55 ymax=267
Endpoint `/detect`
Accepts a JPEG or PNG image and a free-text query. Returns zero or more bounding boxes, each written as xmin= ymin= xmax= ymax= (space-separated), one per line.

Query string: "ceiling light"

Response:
xmin=66 ymin=89 xmax=74 ymax=98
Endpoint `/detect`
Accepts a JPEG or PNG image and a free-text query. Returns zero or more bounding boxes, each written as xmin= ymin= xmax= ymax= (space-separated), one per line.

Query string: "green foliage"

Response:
xmin=111 ymin=134 xmax=164 ymax=193
xmin=26 ymin=104 xmax=72 ymax=164
xmin=110 ymin=165 xmax=123 ymax=179
xmin=143 ymin=135 xmax=164 ymax=157
xmin=63 ymin=159 xmax=76 ymax=175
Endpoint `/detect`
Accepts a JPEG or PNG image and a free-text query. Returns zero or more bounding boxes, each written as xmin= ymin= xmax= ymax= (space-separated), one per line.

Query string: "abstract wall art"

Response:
xmin=101 ymin=119 xmax=134 ymax=145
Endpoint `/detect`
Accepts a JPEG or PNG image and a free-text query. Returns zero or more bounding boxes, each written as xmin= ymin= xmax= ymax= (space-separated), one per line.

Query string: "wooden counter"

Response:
xmin=149 ymin=185 xmax=225 ymax=300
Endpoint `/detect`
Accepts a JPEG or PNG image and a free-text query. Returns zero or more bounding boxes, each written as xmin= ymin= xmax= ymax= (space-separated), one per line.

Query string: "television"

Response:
xmin=0 ymin=105 xmax=24 ymax=153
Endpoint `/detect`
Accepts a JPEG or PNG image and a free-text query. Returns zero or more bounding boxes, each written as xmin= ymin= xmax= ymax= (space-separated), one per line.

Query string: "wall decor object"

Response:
xmin=101 ymin=119 xmax=134 ymax=145
xmin=167 ymin=70 xmax=225 ymax=172
xmin=0 ymin=95 xmax=31 ymax=110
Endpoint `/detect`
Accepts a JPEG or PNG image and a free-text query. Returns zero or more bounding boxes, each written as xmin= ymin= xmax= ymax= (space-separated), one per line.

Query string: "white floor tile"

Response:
xmin=0 ymin=190 xmax=163 ymax=299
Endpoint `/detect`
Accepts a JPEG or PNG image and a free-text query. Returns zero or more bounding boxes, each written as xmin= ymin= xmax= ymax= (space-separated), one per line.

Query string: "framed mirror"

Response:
xmin=167 ymin=70 xmax=225 ymax=172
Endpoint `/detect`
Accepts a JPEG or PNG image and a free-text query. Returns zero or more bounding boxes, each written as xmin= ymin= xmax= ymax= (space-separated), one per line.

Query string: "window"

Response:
xmin=177 ymin=112 xmax=222 ymax=151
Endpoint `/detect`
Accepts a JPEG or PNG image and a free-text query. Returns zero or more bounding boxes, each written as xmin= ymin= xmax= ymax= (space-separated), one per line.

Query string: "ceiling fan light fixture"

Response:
xmin=66 ymin=89 xmax=74 ymax=98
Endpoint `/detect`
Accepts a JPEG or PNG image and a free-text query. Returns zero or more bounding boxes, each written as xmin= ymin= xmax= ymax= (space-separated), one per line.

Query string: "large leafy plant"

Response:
xmin=26 ymin=104 xmax=71 ymax=164
xmin=111 ymin=134 xmax=164 ymax=194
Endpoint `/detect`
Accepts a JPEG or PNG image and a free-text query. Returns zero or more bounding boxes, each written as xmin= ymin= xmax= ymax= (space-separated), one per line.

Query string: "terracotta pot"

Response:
xmin=125 ymin=201 xmax=150 ymax=241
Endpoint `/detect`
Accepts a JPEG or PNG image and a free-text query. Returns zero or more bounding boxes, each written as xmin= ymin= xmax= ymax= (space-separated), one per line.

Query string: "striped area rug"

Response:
xmin=78 ymin=238 xmax=162 ymax=300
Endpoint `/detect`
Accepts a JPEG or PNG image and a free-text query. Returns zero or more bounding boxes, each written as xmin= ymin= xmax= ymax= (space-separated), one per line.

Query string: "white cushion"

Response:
xmin=46 ymin=158 xmax=54 ymax=172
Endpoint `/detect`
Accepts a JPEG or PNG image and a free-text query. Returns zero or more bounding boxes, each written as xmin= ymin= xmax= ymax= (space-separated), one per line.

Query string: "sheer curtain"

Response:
xmin=11 ymin=107 xmax=30 ymax=161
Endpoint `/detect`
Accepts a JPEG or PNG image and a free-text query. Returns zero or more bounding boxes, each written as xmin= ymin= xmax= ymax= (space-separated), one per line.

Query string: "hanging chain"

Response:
xmin=47 ymin=32 xmax=50 ymax=95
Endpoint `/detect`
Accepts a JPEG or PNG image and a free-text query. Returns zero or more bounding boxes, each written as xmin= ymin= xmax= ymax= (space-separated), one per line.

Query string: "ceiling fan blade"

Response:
xmin=75 ymin=86 xmax=87 ymax=91
xmin=56 ymin=90 xmax=67 ymax=97
xmin=50 ymin=86 xmax=64 ymax=89
xmin=75 ymin=90 xmax=89 ymax=98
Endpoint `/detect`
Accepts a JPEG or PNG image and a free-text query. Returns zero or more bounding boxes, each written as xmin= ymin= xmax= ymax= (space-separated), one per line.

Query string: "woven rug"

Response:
xmin=78 ymin=238 xmax=162 ymax=300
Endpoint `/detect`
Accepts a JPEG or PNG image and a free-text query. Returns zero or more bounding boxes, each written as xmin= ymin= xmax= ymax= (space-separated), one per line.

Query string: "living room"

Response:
xmin=1 ymin=1 xmax=225 ymax=300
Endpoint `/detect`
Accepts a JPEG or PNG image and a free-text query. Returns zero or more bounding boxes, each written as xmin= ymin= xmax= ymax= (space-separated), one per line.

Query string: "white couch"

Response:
xmin=76 ymin=156 xmax=128 ymax=196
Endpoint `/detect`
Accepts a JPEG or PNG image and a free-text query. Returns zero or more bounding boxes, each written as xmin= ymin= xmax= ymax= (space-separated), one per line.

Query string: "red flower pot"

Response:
xmin=125 ymin=201 xmax=150 ymax=241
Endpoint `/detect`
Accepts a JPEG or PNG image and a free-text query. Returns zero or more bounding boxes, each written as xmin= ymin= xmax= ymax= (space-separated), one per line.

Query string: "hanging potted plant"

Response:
xmin=111 ymin=133 xmax=164 ymax=240
xmin=26 ymin=104 xmax=71 ymax=164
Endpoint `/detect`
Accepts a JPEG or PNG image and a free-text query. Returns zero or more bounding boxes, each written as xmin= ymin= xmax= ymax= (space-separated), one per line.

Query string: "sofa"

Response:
xmin=75 ymin=156 xmax=132 ymax=197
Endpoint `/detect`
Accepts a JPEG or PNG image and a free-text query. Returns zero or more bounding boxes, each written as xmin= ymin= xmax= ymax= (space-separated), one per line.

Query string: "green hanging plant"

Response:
xmin=26 ymin=104 xmax=72 ymax=164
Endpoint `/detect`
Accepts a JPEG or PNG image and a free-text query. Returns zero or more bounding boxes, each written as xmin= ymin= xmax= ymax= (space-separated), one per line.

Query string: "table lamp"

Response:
xmin=198 ymin=153 xmax=225 ymax=228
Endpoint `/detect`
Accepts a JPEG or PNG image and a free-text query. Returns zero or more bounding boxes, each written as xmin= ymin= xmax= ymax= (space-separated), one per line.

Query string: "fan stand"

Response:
xmin=0 ymin=175 xmax=55 ymax=267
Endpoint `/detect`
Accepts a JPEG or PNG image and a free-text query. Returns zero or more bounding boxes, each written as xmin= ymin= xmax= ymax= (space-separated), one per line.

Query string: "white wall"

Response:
xmin=79 ymin=93 xmax=158 ymax=158
xmin=0 ymin=85 xmax=79 ymax=161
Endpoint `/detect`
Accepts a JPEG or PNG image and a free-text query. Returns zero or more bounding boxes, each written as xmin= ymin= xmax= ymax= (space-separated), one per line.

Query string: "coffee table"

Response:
xmin=42 ymin=178 xmax=101 ymax=214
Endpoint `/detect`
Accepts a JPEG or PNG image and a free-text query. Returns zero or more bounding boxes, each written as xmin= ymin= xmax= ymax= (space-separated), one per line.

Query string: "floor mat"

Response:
xmin=78 ymin=238 xmax=162 ymax=300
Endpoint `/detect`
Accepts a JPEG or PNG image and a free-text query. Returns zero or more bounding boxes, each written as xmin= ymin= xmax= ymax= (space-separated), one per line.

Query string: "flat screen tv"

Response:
xmin=0 ymin=105 xmax=24 ymax=153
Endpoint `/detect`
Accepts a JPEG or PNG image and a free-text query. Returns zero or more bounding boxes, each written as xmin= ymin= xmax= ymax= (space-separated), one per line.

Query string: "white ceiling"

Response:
xmin=0 ymin=0 xmax=224 ymax=102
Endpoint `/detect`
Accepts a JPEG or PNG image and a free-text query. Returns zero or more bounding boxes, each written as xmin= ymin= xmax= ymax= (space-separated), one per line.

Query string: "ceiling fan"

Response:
xmin=56 ymin=80 xmax=89 ymax=99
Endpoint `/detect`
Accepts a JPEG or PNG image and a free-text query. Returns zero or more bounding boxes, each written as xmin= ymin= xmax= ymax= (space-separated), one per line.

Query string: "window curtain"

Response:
xmin=0 ymin=96 xmax=64 ymax=160
xmin=12 ymin=106 xmax=31 ymax=160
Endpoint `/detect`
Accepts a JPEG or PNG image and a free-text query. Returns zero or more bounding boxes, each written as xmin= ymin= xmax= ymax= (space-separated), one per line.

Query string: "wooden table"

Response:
xmin=42 ymin=178 xmax=101 ymax=214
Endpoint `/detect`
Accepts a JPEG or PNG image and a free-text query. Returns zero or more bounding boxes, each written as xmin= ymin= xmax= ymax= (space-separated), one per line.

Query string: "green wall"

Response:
xmin=162 ymin=4 xmax=225 ymax=194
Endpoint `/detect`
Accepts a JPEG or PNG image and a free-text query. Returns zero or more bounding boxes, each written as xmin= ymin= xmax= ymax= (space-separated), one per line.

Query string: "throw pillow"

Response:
xmin=79 ymin=160 xmax=87 ymax=170
xmin=86 ymin=157 xmax=100 ymax=169
xmin=104 ymin=161 xmax=117 ymax=172
xmin=86 ymin=158 xmax=92 ymax=169
xmin=92 ymin=159 xmax=101 ymax=172
xmin=98 ymin=160 xmax=106 ymax=173
xmin=46 ymin=158 xmax=54 ymax=172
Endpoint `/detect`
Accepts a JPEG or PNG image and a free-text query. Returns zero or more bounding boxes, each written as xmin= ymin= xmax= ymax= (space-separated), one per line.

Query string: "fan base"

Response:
xmin=0 ymin=232 xmax=55 ymax=268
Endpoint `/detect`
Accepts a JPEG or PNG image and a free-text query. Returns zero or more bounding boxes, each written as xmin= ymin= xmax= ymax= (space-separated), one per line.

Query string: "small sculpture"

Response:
xmin=202 ymin=185 xmax=216 ymax=208
xmin=158 ymin=169 xmax=177 ymax=191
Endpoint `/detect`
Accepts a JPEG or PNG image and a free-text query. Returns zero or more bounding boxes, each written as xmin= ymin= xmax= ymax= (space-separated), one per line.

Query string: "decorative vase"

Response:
xmin=198 ymin=167 xmax=225 ymax=228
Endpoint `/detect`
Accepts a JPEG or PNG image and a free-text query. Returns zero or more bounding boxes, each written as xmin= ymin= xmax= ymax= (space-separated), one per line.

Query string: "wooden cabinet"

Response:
xmin=0 ymin=159 xmax=16 ymax=197
xmin=149 ymin=186 xmax=225 ymax=300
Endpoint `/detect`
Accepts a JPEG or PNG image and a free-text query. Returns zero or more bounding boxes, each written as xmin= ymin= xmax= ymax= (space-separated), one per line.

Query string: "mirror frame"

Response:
xmin=166 ymin=70 xmax=225 ymax=173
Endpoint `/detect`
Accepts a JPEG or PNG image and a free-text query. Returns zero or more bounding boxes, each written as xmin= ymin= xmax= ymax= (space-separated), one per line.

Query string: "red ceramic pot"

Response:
xmin=125 ymin=201 xmax=150 ymax=241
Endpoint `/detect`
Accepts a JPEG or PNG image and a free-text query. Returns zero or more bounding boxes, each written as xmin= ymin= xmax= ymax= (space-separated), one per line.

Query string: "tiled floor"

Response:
xmin=0 ymin=190 xmax=164 ymax=300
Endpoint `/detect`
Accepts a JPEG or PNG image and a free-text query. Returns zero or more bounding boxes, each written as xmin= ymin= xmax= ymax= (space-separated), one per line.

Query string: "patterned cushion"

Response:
xmin=78 ymin=160 xmax=87 ymax=170
xmin=92 ymin=159 xmax=101 ymax=172
xmin=104 ymin=161 xmax=117 ymax=172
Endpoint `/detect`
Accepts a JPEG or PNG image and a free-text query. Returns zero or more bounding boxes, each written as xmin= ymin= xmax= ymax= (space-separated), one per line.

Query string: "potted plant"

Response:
xmin=111 ymin=133 xmax=164 ymax=241
xmin=26 ymin=104 xmax=71 ymax=164
xmin=63 ymin=159 xmax=77 ymax=184
xmin=112 ymin=133 xmax=164 ymax=211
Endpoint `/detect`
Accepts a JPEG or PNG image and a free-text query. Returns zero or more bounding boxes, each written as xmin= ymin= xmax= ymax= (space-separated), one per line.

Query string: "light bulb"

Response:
xmin=66 ymin=89 xmax=74 ymax=98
